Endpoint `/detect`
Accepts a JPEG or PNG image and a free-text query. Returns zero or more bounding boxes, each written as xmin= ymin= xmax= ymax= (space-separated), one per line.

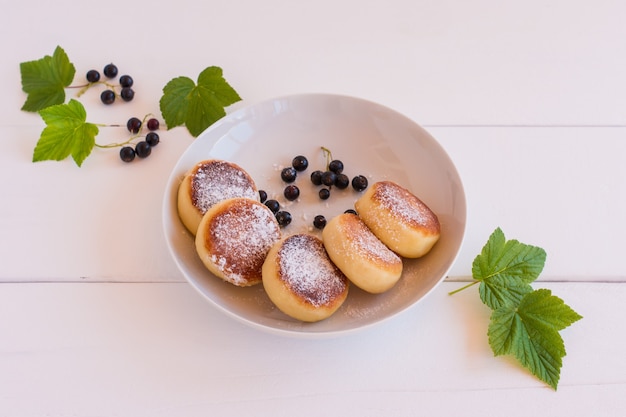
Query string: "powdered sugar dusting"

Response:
xmin=278 ymin=234 xmax=348 ymax=307
xmin=374 ymin=181 xmax=436 ymax=226
xmin=191 ymin=160 xmax=258 ymax=213
xmin=208 ymin=200 xmax=281 ymax=285
xmin=345 ymin=215 xmax=401 ymax=264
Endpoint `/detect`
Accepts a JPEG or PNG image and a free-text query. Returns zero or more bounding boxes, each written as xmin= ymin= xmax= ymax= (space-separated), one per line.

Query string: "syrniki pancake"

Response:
xmin=355 ymin=181 xmax=440 ymax=258
xmin=263 ymin=234 xmax=349 ymax=322
xmin=195 ymin=197 xmax=281 ymax=287
xmin=178 ymin=159 xmax=258 ymax=235
xmin=322 ymin=213 xmax=403 ymax=294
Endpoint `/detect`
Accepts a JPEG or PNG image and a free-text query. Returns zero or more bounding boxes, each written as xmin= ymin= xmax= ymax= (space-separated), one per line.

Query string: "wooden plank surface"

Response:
xmin=1 ymin=281 xmax=623 ymax=416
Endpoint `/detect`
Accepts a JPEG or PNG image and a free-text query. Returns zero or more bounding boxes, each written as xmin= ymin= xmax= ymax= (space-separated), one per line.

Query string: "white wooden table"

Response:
xmin=1 ymin=1 xmax=625 ymax=415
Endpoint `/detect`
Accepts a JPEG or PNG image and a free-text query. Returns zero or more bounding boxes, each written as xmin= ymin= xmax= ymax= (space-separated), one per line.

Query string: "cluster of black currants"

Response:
xmin=259 ymin=152 xmax=369 ymax=229
xmin=258 ymin=190 xmax=292 ymax=227
xmin=310 ymin=159 xmax=368 ymax=200
xmin=86 ymin=63 xmax=135 ymax=105
xmin=257 ymin=155 xmax=310 ymax=227
xmin=119 ymin=117 xmax=161 ymax=162
xmin=309 ymin=154 xmax=368 ymax=230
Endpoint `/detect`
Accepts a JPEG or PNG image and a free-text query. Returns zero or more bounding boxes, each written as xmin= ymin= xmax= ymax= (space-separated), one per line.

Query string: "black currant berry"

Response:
xmin=103 ymin=63 xmax=118 ymax=78
xmin=119 ymin=75 xmax=133 ymax=87
xmin=119 ymin=146 xmax=135 ymax=162
xmin=321 ymin=171 xmax=337 ymax=187
xmin=264 ymin=199 xmax=280 ymax=213
xmin=334 ymin=173 xmax=350 ymax=189
xmin=146 ymin=118 xmax=160 ymax=131
xmin=146 ymin=132 xmax=160 ymax=147
xmin=135 ymin=141 xmax=151 ymax=158
xmin=120 ymin=87 xmax=134 ymax=102
xmin=313 ymin=215 xmax=327 ymax=229
xmin=259 ymin=190 xmax=268 ymax=203
xmin=292 ymin=155 xmax=308 ymax=171
xmin=319 ymin=188 xmax=331 ymax=200
xmin=329 ymin=159 xmax=344 ymax=174
xmin=275 ymin=211 xmax=292 ymax=227
xmin=281 ymin=166 xmax=297 ymax=183
xmin=100 ymin=90 xmax=115 ymax=104
xmin=126 ymin=117 xmax=142 ymax=133
xmin=352 ymin=175 xmax=368 ymax=192
xmin=86 ymin=70 xmax=100 ymax=83
xmin=345 ymin=209 xmax=358 ymax=215
xmin=284 ymin=185 xmax=300 ymax=201
xmin=310 ymin=170 xmax=323 ymax=186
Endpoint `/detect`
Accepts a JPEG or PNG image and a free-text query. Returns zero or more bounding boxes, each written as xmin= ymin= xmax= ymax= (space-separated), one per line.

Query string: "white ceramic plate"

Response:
xmin=163 ymin=93 xmax=466 ymax=337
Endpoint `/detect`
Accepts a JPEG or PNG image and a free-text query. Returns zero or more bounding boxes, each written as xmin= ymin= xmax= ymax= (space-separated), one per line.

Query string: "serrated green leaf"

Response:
xmin=516 ymin=288 xmax=583 ymax=333
xmin=479 ymin=275 xmax=533 ymax=310
xmin=159 ymin=76 xmax=194 ymax=129
xmin=20 ymin=46 xmax=76 ymax=112
xmin=473 ymin=227 xmax=547 ymax=309
xmin=488 ymin=289 xmax=582 ymax=390
xmin=159 ymin=66 xmax=241 ymax=137
xmin=33 ymin=99 xmax=98 ymax=167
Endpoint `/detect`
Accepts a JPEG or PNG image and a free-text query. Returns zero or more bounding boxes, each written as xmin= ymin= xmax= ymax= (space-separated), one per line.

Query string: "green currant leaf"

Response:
xmin=488 ymin=289 xmax=583 ymax=390
xmin=159 ymin=76 xmax=194 ymax=129
xmin=20 ymin=46 xmax=76 ymax=112
xmin=33 ymin=99 xmax=99 ymax=167
xmin=159 ymin=66 xmax=241 ymax=137
xmin=472 ymin=227 xmax=547 ymax=309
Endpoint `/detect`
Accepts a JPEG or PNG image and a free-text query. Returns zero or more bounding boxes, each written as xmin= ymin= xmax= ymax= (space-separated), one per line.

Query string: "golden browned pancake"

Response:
xmin=322 ymin=213 xmax=403 ymax=294
xmin=262 ymin=234 xmax=349 ymax=322
xmin=178 ymin=159 xmax=258 ymax=235
xmin=355 ymin=181 xmax=440 ymax=258
xmin=195 ymin=198 xmax=281 ymax=287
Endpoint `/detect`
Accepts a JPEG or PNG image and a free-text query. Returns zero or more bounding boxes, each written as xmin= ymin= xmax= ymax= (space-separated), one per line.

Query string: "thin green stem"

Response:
xmin=93 ymin=113 xmax=157 ymax=148
xmin=448 ymin=280 xmax=479 ymax=296
xmin=321 ymin=146 xmax=332 ymax=171
xmin=68 ymin=81 xmax=119 ymax=98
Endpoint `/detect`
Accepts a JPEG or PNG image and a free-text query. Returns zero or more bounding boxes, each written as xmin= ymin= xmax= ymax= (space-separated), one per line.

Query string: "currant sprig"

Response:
xmin=21 ymin=45 xmax=241 ymax=166
xmin=69 ymin=63 xmax=136 ymax=105
xmin=94 ymin=114 xmax=162 ymax=162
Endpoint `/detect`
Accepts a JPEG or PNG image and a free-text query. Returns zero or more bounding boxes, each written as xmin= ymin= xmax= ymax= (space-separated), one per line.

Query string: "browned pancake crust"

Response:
xmin=196 ymin=198 xmax=281 ymax=286
xmin=368 ymin=181 xmax=440 ymax=234
xmin=275 ymin=234 xmax=349 ymax=308
xmin=178 ymin=159 xmax=258 ymax=235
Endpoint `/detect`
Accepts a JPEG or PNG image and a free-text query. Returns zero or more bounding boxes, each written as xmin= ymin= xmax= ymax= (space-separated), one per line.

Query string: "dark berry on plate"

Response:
xmin=100 ymin=89 xmax=115 ymax=104
xmin=334 ymin=173 xmax=350 ymax=189
xmin=86 ymin=70 xmax=100 ymax=83
xmin=321 ymin=171 xmax=337 ymax=186
xmin=310 ymin=170 xmax=323 ymax=186
xmin=103 ymin=63 xmax=118 ymax=78
xmin=135 ymin=141 xmax=151 ymax=158
xmin=352 ymin=175 xmax=368 ymax=192
xmin=275 ymin=211 xmax=292 ymax=226
xmin=284 ymin=185 xmax=300 ymax=201
xmin=146 ymin=132 xmax=160 ymax=147
xmin=319 ymin=188 xmax=331 ymax=200
xmin=126 ymin=117 xmax=142 ymax=133
xmin=119 ymin=146 xmax=135 ymax=162
xmin=292 ymin=155 xmax=309 ymax=171
xmin=345 ymin=209 xmax=357 ymax=215
xmin=120 ymin=87 xmax=134 ymax=102
xmin=119 ymin=75 xmax=133 ymax=87
xmin=146 ymin=118 xmax=160 ymax=131
xmin=281 ymin=166 xmax=297 ymax=183
xmin=313 ymin=215 xmax=327 ymax=229
xmin=259 ymin=190 xmax=268 ymax=203
xmin=265 ymin=199 xmax=280 ymax=213
xmin=329 ymin=159 xmax=344 ymax=174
